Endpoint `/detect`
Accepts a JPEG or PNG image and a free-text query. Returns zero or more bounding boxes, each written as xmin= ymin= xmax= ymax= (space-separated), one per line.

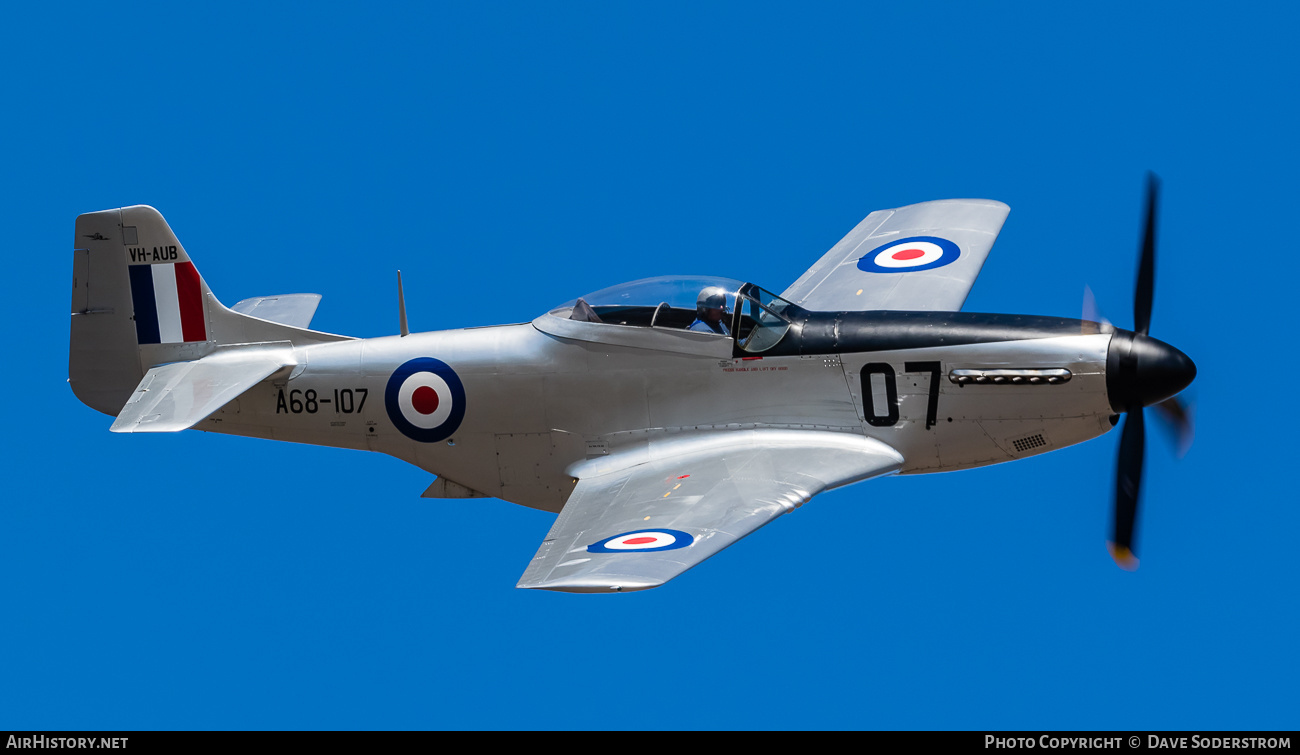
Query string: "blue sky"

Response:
xmin=3 ymin=1 xmax=1296 ymax=730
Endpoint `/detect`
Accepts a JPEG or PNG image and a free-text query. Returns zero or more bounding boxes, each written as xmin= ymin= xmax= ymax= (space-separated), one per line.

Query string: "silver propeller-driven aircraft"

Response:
xmin=69 ymin=178 xmax=1195 ymax=592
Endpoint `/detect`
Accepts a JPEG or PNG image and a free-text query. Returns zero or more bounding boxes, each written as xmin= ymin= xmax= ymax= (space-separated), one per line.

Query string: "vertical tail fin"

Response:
xmin=119 ymin=206 xmax=212 ymax=347
xmin=70 ymin=205 xmax=349 ymax=417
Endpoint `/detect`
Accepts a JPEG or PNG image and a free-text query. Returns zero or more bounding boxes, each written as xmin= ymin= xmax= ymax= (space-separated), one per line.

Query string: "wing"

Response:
xmin=517 ymin=430 xmax=903 ymax=593
xmin=781 ymin=199 xmax=1010 ymax=312
xmin=110 ymin=345 xmax=294 ymax=433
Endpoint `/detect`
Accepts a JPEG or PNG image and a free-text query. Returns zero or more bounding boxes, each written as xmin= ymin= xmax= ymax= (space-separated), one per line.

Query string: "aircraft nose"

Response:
xmin=1106 ymin=331 xmax=1197 ymax=414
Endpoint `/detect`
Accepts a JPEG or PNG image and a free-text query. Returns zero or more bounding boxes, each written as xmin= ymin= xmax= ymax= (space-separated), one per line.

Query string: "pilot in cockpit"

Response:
xmin=688 ymin=287 xmax=731 ymax=336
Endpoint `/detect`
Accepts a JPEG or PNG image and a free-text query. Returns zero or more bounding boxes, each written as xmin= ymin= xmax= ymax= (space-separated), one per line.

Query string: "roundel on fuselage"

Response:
xmin=385 ymin=357 xmax=466 ymax=442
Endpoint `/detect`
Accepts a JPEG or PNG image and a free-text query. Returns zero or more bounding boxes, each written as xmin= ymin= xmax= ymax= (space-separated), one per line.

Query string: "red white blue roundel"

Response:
xmin=857 ymin=236 xmax=961 ymax=273
xmin=588 ymin=529 xmax=694 ymax=553
xmin=385 ymin=357 xmax=466 ymax=443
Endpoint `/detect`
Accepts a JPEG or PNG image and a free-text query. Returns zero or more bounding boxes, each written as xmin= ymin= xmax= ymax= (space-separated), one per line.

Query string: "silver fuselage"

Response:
xmin=196 ymin=313 xmax=1116 ymax=512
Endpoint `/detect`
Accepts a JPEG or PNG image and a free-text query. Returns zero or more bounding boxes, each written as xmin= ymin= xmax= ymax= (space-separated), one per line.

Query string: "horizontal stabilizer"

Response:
xmin=230 ymin=294 xmax=322 ymax=329
xmin=110 ymin=345 xmax=295 ymax=433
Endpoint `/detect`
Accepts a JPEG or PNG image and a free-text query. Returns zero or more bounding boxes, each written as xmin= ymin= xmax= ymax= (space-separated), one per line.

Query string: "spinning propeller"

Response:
xmin=1100 ymin=174 xmax=1196 ymax=569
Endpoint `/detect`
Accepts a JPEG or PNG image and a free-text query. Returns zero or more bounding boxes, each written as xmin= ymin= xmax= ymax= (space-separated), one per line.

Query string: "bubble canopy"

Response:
xmin=545 ymin=275 xmax=799 ymax=354
xmin=549 ymin=276 xmax=740 ymax=322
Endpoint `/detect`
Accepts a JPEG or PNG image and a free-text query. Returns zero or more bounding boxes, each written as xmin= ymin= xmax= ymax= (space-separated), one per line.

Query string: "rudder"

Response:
xmin=70 ymin=207 xmax=151 ymax=416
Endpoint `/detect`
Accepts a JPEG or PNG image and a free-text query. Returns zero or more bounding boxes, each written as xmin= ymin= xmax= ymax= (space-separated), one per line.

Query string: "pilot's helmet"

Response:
xmin=697 ymin=286 xmax=729 ymax=315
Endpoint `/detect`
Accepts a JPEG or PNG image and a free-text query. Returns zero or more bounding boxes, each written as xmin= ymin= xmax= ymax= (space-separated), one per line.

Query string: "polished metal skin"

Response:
xmin=69 ymin=200 xmax=1194 ymax=592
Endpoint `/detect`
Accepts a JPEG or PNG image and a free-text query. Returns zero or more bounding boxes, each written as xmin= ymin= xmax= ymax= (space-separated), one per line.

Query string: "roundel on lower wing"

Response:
xmin=587 ymin=529 xmax=695 ymax=553
xmin=857 ymin=235 xmax=961 ymax=273
xmin=385 ymin=357 xmax=466 ymax=442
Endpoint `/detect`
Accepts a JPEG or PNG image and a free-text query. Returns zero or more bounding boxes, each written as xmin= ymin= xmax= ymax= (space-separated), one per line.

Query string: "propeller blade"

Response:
xmin=1134 ymin=173 xmax=1159 ymax=336
xmin=1081 ymin=285 xmax=1113 ymax=334
xmin=1153 ymin=395 xmax=1195 ymax=458
xmin=1109 ymin=408 xmax=1146 ymax=570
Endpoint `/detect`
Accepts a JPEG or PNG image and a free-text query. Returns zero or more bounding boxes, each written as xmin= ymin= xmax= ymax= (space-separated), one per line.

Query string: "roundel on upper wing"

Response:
xmin=857 ymin=236 xmax=961 ymax=273
xmin=385 ymin=357 xmax=466 ymax=442
xmin=587 ymin=529 xmax=694 ymax=553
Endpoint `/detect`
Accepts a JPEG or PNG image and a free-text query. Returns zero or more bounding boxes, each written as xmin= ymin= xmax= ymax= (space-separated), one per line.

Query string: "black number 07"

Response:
xmin=860 ymin=362 xmax=942 ymax=430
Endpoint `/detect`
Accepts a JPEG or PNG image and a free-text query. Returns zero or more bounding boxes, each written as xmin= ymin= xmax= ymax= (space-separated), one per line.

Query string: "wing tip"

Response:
xmin=895 ymin=197 xmax=1010 ymax=214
